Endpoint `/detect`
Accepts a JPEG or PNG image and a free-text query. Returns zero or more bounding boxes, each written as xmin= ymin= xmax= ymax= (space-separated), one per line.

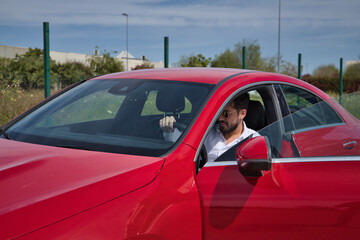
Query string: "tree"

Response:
xmin=6 ymin=48 xmax=57 ymax=89
xmin=211 ymin=39 xmax=264 ymax=70
xmin=178 ymin=54 xmax=212 ymax=67
xmin=344 ymin=62 xmax=360 ymax=79
xmin=280 ymin=60 xmax=298 ymax=77
xmin=177 ymin=39 xmax=297 ymax=74
xmin=261 ymin=56 xmax=277 ymax=73
xmin=132 ymin=62 xmax=154 ymax=70
xmin=53 ymin=61 xmax=92 ymax=86
xmin=211 ymin=49 xmax=239 ymax=68
xmin=88 ymin=50 xmax=123 ymax=75
xmin=234 ymin=40 xmax=263 ymax=70
xmin=313 ymin=64 xmax=339 ymax=78
xmin=0 ymin=57 xmax=13 ymax=87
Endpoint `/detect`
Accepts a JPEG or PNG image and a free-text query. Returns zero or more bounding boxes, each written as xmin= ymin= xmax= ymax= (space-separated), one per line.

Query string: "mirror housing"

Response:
xmin=236 ymin=136 xmax=271 ymax=177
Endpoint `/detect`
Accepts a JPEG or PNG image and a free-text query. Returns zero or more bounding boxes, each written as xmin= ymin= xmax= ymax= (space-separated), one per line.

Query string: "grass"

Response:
xmin=0 ymin=85 xmax=45 ymax=125
xmin=335 ymin=92 xmax=360 ymax=119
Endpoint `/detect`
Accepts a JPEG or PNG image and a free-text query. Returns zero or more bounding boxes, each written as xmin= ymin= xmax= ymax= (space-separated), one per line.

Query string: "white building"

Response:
xmin=346 ymin=60 xmax=360 ymax=69
xmin=0 ymin=45 xmax=164 ymax=70
xmin=116 ymin=50 xmax=164 ymax=70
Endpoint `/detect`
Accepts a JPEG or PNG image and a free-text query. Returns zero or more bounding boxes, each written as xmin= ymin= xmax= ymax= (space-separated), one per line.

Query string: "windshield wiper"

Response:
xmin=56 ymin=144 xmax=93 ymax=151
xmin=0 ymin=128 xmax=11 ymax=140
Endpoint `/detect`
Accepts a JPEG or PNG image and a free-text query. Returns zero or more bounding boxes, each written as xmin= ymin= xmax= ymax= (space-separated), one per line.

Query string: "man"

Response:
xmin=160 ymin=93 xmax=258 ymax=162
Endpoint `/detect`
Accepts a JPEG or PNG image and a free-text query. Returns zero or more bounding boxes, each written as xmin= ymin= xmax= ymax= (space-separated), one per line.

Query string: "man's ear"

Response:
xmin=239 ymin=109 xmax=247 ymax=119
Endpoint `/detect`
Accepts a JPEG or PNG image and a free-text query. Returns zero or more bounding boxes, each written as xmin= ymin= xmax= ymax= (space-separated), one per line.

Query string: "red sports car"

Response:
xmin=1 ymin=68 xmax=360 ymax=239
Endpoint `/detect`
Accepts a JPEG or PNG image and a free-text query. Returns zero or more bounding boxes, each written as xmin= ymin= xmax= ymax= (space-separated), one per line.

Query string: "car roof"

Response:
xmin=90 ymin=68 xmax=330 ymax=101
xmin=92 ymin=67 xmax=253 ymax=84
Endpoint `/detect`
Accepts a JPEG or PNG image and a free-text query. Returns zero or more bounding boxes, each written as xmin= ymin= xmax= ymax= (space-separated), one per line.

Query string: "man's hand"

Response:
xmin=160 ymin=116 xmax=176 ymax=133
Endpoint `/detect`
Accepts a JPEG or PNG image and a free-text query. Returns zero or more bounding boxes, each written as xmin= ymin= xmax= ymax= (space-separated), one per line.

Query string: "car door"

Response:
xmin=195 ymin=85 xmax=360 ymax=239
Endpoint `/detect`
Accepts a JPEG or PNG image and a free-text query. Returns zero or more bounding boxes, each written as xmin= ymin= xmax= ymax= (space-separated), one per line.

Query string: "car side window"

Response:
xmin=279 ymin=85 xmax=343 ymax=131
xmin=209 ymin=88 xmax=270 ymax=163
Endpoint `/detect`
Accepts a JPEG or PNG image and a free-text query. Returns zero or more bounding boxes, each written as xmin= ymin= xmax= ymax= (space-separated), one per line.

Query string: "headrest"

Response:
xmin=156 ymin=89 xmax=185 ymax=113
xmin=244 ymin=100 xmax=266 ymax=131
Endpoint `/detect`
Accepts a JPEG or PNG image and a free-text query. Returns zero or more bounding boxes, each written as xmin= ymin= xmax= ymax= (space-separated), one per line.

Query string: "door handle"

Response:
xmin=343 ymin=140 xmax=357 ymax=150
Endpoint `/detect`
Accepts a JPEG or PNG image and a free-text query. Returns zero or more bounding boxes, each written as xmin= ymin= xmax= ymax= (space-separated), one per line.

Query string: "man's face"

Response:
xmin=217 ymin=103 xmax=246 ymax=135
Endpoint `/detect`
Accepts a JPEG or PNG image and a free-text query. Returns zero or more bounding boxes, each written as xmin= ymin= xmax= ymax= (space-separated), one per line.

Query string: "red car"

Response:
xmin=1 ymin=68 xmax=360 ymax=239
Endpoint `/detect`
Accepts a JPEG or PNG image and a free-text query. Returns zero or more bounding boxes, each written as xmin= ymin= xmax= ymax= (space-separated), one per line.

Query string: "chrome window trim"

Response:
xmin=204 ymin=161 xmax=237 ymax=167
xmin=291 ymin=122 xmax=346 ymax=134
xmin=272 ymin=156 xmax=360 ymax=163
xmin=202 ymin=156 xmax=360 ymax=168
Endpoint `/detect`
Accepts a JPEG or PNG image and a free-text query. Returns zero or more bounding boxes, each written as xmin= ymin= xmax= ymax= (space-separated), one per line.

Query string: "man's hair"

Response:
xmin=231 ymin=93 xmax=250 ymax=111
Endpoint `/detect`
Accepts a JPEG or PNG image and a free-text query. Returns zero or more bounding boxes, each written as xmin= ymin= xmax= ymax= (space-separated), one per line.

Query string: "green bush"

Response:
xmin=0 ymin=48 xmax=123 ymax=91
xmin=302 ymin=75 xmax=360 ymax=93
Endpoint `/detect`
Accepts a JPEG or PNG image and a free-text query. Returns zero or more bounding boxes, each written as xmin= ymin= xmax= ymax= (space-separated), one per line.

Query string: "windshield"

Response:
xmin=4 ymin=79 xmax=214 ymax=157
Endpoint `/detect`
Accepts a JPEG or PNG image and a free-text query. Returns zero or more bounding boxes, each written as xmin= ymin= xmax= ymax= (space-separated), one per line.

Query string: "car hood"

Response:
xmin=0 ymin=139 xmax=164 ymax=239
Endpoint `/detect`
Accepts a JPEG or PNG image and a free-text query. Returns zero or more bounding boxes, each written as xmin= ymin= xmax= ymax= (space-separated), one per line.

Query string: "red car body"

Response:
xmin=1 ymin=68 xmax=360 ymax=239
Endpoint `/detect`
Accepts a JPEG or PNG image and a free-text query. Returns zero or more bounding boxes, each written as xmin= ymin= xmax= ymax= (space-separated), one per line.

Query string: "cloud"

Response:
xmin=0 ymin=0 xmax=269 ymax=27
xmin=1 ymin=0 xmax=358 ymax=30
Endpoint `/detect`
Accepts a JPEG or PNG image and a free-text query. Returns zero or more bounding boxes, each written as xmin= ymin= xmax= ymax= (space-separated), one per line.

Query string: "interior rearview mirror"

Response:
xmin=236 ymin=136 xmax=272 ymax=177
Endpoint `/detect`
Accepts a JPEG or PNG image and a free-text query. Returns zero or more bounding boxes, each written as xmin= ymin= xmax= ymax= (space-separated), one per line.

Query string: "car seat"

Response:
xmin=156 ymin=89 xmax=185 ymax=116
xmin=244 ymin=100 xmax=266 ymax=131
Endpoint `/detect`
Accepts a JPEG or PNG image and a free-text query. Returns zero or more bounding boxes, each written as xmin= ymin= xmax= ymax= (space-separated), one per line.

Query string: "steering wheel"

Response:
xmin=156 ymin=120 xmax=187 ymax=140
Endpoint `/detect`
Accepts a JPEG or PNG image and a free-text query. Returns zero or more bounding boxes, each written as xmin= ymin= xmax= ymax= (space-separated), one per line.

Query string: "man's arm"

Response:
xmin=159 ymin=116 xmax=176 ymax=133
xmin=160 ymin=116 xmax=182 ymax=142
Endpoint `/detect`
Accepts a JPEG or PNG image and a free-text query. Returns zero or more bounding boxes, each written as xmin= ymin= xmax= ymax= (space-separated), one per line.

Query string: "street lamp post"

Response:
xmin=277 ymin=0 xmax=281 ymax=73
xmin=122 ymin=13 xmax=128 ymax=71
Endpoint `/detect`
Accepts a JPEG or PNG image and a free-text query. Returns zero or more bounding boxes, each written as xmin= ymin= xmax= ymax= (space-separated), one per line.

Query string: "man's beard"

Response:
xmin=219 ymin=119 xmax=240 ymax=135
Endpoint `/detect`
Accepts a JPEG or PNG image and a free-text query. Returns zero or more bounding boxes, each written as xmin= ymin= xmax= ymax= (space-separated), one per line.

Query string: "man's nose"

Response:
xmin=218 ymin=114 xmax=225 ymax=121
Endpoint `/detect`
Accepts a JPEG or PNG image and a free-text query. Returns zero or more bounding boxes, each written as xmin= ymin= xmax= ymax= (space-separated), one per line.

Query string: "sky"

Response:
xmin=0 ymin=0 xmax=359 ymax=74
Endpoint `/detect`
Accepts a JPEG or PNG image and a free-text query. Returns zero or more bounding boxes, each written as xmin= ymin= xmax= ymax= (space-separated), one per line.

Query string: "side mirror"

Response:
xmin=236 ymin=136 xmax=272 ymax=177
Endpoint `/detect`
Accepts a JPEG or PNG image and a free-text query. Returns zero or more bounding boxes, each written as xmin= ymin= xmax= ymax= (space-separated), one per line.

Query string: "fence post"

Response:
xmin=339 ymin=58 xmax=343 ymax=105
xmin=43 ymin=22 xmax=50 ymax=98
xmin=242 ymin=46 xmax=246 ymax=69
xmin=164 ymin=36 xmax=169 ymax=68
xmin=298 ymin=53 xmax=302 ymax=79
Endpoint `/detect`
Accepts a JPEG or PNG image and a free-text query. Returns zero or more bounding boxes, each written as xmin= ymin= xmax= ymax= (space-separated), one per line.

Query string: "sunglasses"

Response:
xmin=221 ymin=110 xmax=233 ymax=118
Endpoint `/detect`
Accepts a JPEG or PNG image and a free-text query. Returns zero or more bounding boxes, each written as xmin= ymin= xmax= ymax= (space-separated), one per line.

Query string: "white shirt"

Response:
xmin=163 ymin=121 xmax=259 ymax=162
xmin=204 ymin=122 xmax=258 ymax=162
